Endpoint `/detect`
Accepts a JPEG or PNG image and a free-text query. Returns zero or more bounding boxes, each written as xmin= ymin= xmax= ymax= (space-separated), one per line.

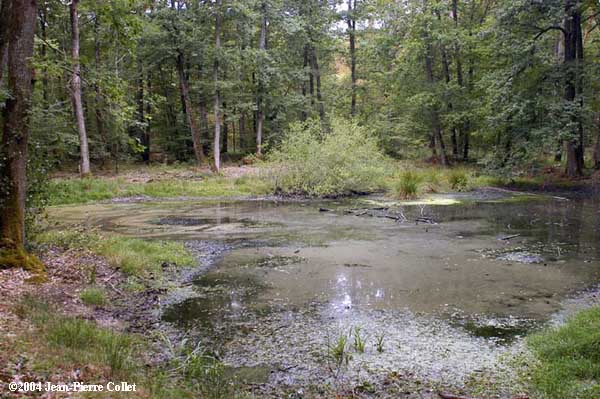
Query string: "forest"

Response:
xmin=1 ymin=0 xmax=600 ymax=398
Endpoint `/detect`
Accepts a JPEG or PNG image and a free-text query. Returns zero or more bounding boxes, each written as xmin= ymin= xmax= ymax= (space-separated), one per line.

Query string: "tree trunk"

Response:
xmin=424 ymin=36 xmax=449 ymax=166
xmin=0 ymin=0 xmax=43 ymax=270
xmin=301 ymin=44 xmax=309 ymax=120
xmin=213 ymin=0 xmax=222 ymax=172
xmin=175 ymin=50 xmax=205 ymax=166
xmin=256 ymin=2 xmax=267 ymax=156
xmin=594 ymin=114 xmax=600 ymax=170
xmin=70 ymin=0 xmax=91 ymax=176
xmin=311 ymin=47 xmax=325 ymax=121
xmin=347 ymin=0 xmax=357 ymax=117
xmin=563 ymin=0 xmax=583 ymax=178
xmin=440 ymin=40 xmax=458 ymax=158
xmin=93 ymin=15 xmax=109 ymax=167
xmin=0 ymin=0 xmax=11 ymax=82
xmin=197 ymin=64 xmax=209 ymax=155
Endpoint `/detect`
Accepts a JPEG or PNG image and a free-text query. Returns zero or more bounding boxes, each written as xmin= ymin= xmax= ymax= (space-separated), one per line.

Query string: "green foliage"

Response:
xmin=393 ymin=170 xmax=422 ymax=199
xmin=267 ymin=117 xmax=390 ymax=196
xmin=329 ymin=332 xmax=351 ymax=367
xmin=353 ymin=326 xmax=366 ymax=353
xmin=375 ymin=333 xmax=385 ymax=353
xmin=46 ymin=174 xmax=270 ymax=206
xmin=80 ymin=287 xmax=107 ymax=306
xmin=528 ymin=307 xmax=600 ymax=399
xmin=447 ymin=168 xmax=469 ymax=191
xmin=35 ymin=229 xmax=195 ymax=277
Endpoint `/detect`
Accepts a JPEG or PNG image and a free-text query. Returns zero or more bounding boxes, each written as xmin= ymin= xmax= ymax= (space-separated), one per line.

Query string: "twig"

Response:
xmin=500 ymin=234 xmax=521 ymax=240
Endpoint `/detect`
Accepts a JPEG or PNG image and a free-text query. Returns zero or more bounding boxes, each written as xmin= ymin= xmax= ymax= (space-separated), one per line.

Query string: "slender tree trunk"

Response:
xmin=0 ymin=0 xmax=11 ymax=82
xmin=93 ymin=15 xmax=109 ymax=167
xmin=70 ymin=0 xmax=91 ymax=176
xmin=175 ymin=51 xmax=205 ymax=166
xmin=239 ymin=113 xmax=246 ymax=151
xmin=311 ymin=47 xmax=325 ymax=121
xmin=593 ymin=113 xmax=600 ymax=170
xmin=440 ymin=41 xmax=458 ymax=158
xmin=563 ymin=0 xmax=583 ymax=177
xmin=424 ymin=39 xmax=449 ymax=166
xmin=213 ymin=0 xmax=222 ymax=172
xmin=38 ymin=4 xmax=49 ymax=106
xmin=0 ymin=0 xmax=42 ymax=267
xmin=301 ymin=44 xmax=309 ymax=120
xmin=256 ymin=2 xmax=267 ymax=156
xmin=347 ymin=0 xmax=357 ymax=117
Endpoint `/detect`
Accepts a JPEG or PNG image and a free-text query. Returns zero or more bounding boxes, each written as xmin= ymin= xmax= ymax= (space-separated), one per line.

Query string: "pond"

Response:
xmin=50 ymin=191 xmax=600 ymax=393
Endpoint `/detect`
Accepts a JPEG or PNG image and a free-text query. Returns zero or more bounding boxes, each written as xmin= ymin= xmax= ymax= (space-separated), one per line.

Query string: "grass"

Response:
xmin=393 ymin=170 xmax=422 ymax=198
xmin=80 ymin=286 xmax=107 ymax=306
xmin=528 ymin=307 xmax=600 ymax=399
xmin=46 ymin=174 xmax=270 ymax=206
xmin=353 ymin=326 xmax=366 ymax=353
xmin=35 ymin=229 xmax=195 ymax=277
xmin=12 ymin=294 xmax=245 ymax=398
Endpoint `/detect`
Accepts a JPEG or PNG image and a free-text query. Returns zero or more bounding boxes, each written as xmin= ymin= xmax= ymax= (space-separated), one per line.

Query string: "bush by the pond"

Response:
xmin=447 ymin=168 xmax=469 ymax=191
xmin=393 ymin=170 xmax=422 ymax=199
xmin=266 ymin=117 xmax=389 ymax=197
xmin=528 ymin=307 xmax=600 ymax=399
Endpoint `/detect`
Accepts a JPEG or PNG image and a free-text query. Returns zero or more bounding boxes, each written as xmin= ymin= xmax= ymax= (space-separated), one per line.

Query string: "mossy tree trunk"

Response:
xmin=0 ymin=0 xmax=43 ymax=272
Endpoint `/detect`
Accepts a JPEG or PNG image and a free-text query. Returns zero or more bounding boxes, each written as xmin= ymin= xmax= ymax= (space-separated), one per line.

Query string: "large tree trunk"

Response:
xmin=563 ymin=0 xmax=584 ymax=178
xmin=175 ymin=50 xmax=205 ymax=166
xmin=347 ymin=0 xmax=357 ymax=117
xmin=0 ymin=0 xmax=43 ymax=270
xmin=256 ymin=2 xmax=267 ymax=156
xmin=213 ymin=0 xmax=222 ymax=172
xmin=70 ymin=0 xmax=91 ymax=176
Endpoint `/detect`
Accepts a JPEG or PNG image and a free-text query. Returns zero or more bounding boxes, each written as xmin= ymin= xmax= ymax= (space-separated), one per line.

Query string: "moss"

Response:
xmin=0 ymin=246 xmax=47 ymax=282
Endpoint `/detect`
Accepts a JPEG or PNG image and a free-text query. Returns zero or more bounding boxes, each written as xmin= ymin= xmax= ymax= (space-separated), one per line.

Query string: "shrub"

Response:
xmin=447 ymin=168 xmax=469 ymax=191
xmin=393 ymin=170 xmax=422 ymax=199
xmin=266 ymin=117 xmax=389 ymax=197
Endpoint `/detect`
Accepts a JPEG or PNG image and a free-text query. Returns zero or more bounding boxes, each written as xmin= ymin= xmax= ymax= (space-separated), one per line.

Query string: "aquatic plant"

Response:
xmin=375 ymin=333 xmax=385 ymax=353
xmin=448 ymin=168 xmax=469 ymax=191
xmin=353 ymin=326 xmax=367 ymax=353
xmin=329 ymin=332 xmax=351 ymax=367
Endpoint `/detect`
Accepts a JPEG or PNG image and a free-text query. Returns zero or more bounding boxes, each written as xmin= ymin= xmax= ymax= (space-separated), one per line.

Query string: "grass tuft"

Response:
xmin=394 ymin=170 xmax=422 ymax=199
xmin=80 ymin=286 xmax=107 ymax=306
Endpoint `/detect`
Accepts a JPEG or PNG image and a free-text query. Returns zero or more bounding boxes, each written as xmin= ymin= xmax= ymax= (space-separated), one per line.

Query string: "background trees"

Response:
xmin=0 ymin=0 xmax=599 ymax=177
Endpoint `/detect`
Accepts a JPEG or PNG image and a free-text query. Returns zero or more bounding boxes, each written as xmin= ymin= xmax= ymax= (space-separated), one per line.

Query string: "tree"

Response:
xmin=0 ymin=0 xmax=43 ymax=270
xmin=70 ymin=0 xmax=91 ymax=176
xmin=213 ymin=0 xmax=222 ymax=172
xmin=255 ymin=1 xmax=267 ymax=156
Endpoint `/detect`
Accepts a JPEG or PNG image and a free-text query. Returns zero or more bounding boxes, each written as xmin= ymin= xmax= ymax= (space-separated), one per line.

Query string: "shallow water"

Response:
xmin=50 ymin=193 xmax=600 ymax=392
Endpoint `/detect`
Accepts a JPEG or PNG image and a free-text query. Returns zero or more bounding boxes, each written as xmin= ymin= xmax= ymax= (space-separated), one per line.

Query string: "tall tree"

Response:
xmin=0 ymin=0 xmax=43 ymax=269
xmin=70 ymin=0 xmax=91 ymax=176
xmin=256 ymin=1 xmax=267 ymax=156
xmin=347 ymin=0 xmax=357 ymax=117
xmin=213 ymin=0 xmax=222 ymax=172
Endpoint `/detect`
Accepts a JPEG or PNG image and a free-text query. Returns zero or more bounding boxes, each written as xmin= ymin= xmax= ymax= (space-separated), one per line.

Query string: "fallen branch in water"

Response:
xmin=500 ymin=233 xmax=521 ymax=240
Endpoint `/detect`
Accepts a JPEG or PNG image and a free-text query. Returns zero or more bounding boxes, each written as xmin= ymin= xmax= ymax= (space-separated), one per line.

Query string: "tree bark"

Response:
xmin=175 ymin=50 xmax=205 ymax=166
xmin=0 ymin=0 xmax=11 ymax=82
xmin=213 ymin=0 xmax=222 ymax=172
xmin=0 ymin=0 xmax=39 ymax=261
xmin=347 ymin=0 xmax=357 ymax=117
xmin=70 ymin=0 xmax=91 ymax=176
xmin=256 ymin=1 xmax=267 ymax=156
